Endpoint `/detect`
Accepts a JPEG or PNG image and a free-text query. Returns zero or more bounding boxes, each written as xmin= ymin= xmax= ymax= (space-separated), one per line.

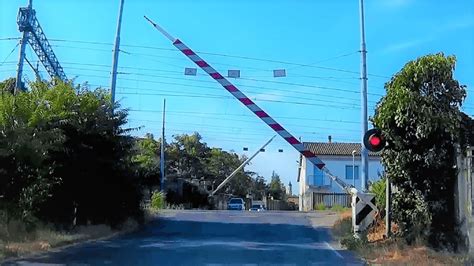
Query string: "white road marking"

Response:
xmin=324 ymin=241 xmax=344 ymax=259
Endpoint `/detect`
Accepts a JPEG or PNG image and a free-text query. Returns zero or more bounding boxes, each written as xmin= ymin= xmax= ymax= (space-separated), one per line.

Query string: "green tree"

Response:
xmin=0 ymin=80 xmax=70 ymax=221
xmin=167 ymin=133 xmax=210 ymax=180
xmin=251 ymin=175 xmax=267 ymax=200
xmin=268 ymin=171 xmax=285 ymax=200
xmin=228 ymin=171 xmax=253 ymax=198
xmin=0 ymin=78 xmax=15 ymax=94
xmin=207 ymin=148 xmax=241 ymax=184
xmin=132 ymin=134 xmax=161 ymax=192
xmin=372 ymin=53 xmax=466 ymax=249
xmin=0 ymin=79 xmax=143 ymax=228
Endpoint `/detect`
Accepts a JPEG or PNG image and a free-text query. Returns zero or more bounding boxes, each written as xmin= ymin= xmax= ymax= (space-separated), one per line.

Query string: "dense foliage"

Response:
xmin=0 ymin=79 xmax=143 ymax=228
xmin=372 ymin=54 xmax=467 ymax=249
xmin=132 ymin=134 xmax=161 ymax=194
xmin=161 ymin=133 xmax=285 ymax=207
xmin=369 ymin=178 xmax=386 ymax=214
xmin=135 ymin=132 xmax=287 ymax=206
xmin=0 ymin=78 xmax=288 ymax=228
xmin=268 ymin=171 xmax=286 ymax=200
xmin=151 ymin=191 xmax=166 ymax=210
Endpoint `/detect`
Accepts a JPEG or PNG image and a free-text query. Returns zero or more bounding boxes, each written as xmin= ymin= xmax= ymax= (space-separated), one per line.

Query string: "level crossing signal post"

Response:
xmin=352 ymin=128 xmax=388 ymax=236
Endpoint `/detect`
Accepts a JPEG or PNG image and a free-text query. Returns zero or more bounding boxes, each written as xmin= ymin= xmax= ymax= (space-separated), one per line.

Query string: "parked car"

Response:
xmin=227 ymin=198 xmax=245 ymax=210
xmin=249 ymin=204 xmax=266 ymax=212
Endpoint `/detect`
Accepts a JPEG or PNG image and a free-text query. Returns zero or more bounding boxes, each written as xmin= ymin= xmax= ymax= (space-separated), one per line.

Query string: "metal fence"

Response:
xmin=266 ymin=199 xmax=296 ymax=211
xmin=312 ymin=192 xmax=351 ymax=209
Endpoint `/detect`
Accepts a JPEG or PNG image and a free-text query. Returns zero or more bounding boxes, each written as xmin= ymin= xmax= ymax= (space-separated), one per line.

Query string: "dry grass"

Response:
xmin=339 ymin=209 xmax=352 ymax=220
xmin=366 ymin=217 xmax=399 ymax=243
xmin=0 ymin=221 xmax=138 ymax=261
xmin=363 ymin=241 xmax=471 ymax=265
xmin=331 ymin=213 xmax=472 ymax=265
xmin=332 ymin=211 xmax=352 ymax=238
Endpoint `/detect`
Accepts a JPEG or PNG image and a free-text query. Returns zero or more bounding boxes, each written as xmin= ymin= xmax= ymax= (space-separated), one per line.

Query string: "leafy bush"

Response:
xmin=332 ymin=216 xmax=352 ymax=238
xmin=315 ymin=203 xmax=326 ymax=210
xmin=392 ymin=189 xmax=431 ymax=243
xmin=151 ymin=191 xmax=166 ymax=210
xmin=0 ymin=79 xmax=144 ymax=229
xmin=330 ymin=204 xmax=347 ymax=212
xmin=333 ymin=216 xmax=368 ymax=251
xmin=340 ymin=234 xmax=368 ymax=251
xmin=369 ymin=178 xmax=386 ymax=213
xmin=372 ymin=54 xmax=466 ymax=249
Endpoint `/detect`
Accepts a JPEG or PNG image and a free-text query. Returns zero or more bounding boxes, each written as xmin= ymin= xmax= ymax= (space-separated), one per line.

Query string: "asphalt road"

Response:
xmin=6 ymin=210 xmax=363 ymax=266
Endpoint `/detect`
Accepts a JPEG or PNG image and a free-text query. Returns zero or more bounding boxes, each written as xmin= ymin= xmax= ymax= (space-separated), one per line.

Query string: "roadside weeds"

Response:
xmin=0 ymin=217 xmax=142 ymax=262
xmin=331 ymin=210 xmax=473 ymax=265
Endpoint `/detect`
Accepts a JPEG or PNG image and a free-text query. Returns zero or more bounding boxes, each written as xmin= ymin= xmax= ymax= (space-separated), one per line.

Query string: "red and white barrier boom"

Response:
xmin=143 ymin=16 xmax=353 ymax=194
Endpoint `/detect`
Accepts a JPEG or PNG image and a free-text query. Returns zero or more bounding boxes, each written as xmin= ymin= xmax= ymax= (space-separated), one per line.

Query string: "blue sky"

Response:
xmin=1 ymin=0 xmax=473 ymax=193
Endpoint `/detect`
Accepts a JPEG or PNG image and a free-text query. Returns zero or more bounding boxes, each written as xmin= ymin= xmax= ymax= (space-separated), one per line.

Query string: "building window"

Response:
xmin=314 ymin=168 xmax=324 ymax=186
xmin=345 ymin=165 xmax=359 ymax=180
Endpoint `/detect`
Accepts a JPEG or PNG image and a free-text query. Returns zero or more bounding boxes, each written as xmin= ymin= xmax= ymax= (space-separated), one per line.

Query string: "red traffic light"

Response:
xmin=369 ymin=135 xmax=381 ymax=146
xmin=363 ymin=128 xmax=385 ymax=152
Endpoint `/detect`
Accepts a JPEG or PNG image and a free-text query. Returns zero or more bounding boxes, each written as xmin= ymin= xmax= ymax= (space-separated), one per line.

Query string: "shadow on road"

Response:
xmin=5 ymin=216 xmax=362 ymax=265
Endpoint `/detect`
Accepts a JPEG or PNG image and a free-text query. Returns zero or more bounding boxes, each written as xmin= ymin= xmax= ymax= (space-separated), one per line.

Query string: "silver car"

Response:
xmin=249 ymin=204 xmax=266 ymax=212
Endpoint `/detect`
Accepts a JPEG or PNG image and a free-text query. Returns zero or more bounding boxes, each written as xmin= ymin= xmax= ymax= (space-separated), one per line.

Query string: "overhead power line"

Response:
xmin=131 ymin=125 xmax=361 ymax=144
xmin=35 ymin=37 xmax=391 ymax=78
xmin=128 ymin=115 xmax=361 ymax=133
xmin=117 ymin=91 xmax=367 ymax=110
xmin=127 ymin=109 xmax=360 ymax=124
xmin=0 ymin=42 xmax=20 ymax=66
xmin=72 ymin=71 xmax=370 ymax=108
xmin=66 ymin=67 xmax=383 ymax=104
xmin=131 ymin=123 xmax=359 ymax=142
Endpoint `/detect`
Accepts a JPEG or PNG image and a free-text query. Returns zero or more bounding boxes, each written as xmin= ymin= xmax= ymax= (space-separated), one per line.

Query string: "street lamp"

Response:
xmin=352 ymin=150 xmax=357 ymax=188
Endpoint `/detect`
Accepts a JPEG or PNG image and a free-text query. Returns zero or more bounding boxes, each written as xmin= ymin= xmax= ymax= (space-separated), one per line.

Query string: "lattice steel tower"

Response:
xmin=15 ymin=0 xmax=67 ymax=91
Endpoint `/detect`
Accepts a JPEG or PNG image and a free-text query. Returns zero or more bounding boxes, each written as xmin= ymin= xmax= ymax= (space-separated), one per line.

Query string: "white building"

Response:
xmin=297 ymin=141 xmax=383 ymax=211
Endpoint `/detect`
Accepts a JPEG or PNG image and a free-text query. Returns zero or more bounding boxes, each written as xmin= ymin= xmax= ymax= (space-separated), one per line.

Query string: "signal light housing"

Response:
xmin=363 ymin=128 xmax=386 ymax=152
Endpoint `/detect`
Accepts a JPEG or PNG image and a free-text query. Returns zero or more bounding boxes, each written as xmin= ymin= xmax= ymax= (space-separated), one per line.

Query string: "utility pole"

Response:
xmin=352 ymin=150 xmax=356 ymax=187
xmin=160 ymin=99 xmax=166 ymax=192
xmin=110 ymin=0 xmax=124 ymax=105
xmin=15 ymin=0 xmax=32 ymax=92
xmin=359 ymin=0 xmax=369 ymax=191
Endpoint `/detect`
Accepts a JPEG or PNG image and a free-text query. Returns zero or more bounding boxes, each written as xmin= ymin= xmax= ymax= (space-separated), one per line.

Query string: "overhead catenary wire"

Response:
xmin=2 ymin=40 xmax=473 ymax=111
xmin=17 ymin=41 xmax=389 ymax=89
xmin=66 ymin=71 xmax=382 ymax=108
xmin=64 ymin=67 xmax=384 ymax=105
xmin=0 ymin=41 xmax=20 ymax=66
xmin=3 ymin=67 xmax=473 ymax=111
xmin=35 ymin=37 xmax=391 ymax=78
xmin=117 ymin=91 xmax=369 ymax=110
xmin=128 ymin=116 xmax=361 ymax=133
xmin=132 ymin=125 xmax=360 ymax=144
xmin=127 ymin=109 xmax=360 ymax=124
xmin=54 ymin=59 xmax=386 ymax=91
xmin=72 ymin=73 xmax=373 ymax=108
xmin=62 ymin=64 xmax=385 ymax=100
xmin=285 ymin=51 xmax=359 ymax=71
